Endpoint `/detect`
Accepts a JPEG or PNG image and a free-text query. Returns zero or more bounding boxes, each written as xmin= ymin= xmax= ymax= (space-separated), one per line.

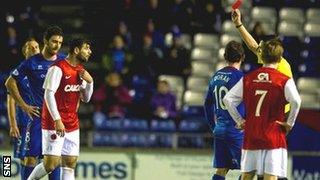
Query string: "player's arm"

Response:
xmin=43 ymin=66 xmax=65 ymax=137
xmin=204 ymin=85 xmax=215 ymax=131
xmin=223 ymin=78 xmax=245 ymax=127
xmin=7 ymin=94 xmax=20 ymax=138
xmin=276 ymin=79 xmax=301 ymax=133
xmin=231 ymin=9 xmax=259 ymax=54
xmin=5 ymin=63 xmax=40 ymax=118
xmin=79 ymin=69 xmax=94 ymax=103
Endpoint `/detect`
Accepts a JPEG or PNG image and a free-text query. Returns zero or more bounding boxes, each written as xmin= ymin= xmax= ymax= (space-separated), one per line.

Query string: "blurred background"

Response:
xmin=0 ymin=0 xmax=319 ymax=179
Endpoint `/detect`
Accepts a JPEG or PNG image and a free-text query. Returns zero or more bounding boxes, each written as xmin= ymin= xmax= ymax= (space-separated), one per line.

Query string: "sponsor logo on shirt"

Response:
xmin=253 ymin=73 xmax=272 ymax=83
xmin=64 ymin=84 xmax=80 ymax=92
xmin=37 ymin=65 xmax=43 ymax=70
xmin=65 ymin=75 xmax=71 ymax=79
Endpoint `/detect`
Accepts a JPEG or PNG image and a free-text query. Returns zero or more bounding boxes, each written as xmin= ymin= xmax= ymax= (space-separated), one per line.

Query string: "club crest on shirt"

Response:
xmin=12 ymin=69 xmax=19 ymax=76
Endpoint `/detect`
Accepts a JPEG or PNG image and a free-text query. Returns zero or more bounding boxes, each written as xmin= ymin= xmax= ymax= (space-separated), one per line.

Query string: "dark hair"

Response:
xmin=260 ymin=39 xmax=283 ymax=64
xmin=224 ymin=40 xmax=244 ymax=63
xmin=43 ymin=25 xmax=63 ymax=41
xmin=68 ymin=38 xmax=90 ymax=53
xmin=260 ymin=34 xmax=281 ymax=43
xmin=158 ymin=79 xmax=169 ymax=86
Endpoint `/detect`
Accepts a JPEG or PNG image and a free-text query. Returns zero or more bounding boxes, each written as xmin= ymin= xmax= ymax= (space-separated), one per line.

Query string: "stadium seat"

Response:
xmin=222 ymin=20 xmax=238 ymax=35
xmin=215 ymin=62 xmax=228 ymax=72
xmin=182 ymin=90 xmax=205 ymax=117
xmin=158 ymin=134 xmax=173 ymax=148
xmin=165 ymin=33 xmax=192 ymax=49
xmin=178 ymin=136 xmax=205 ymax=148
xmin=186 ymin=76 xmax=209 ymax=93
xmin=93 ymin=113 xmax=123 ymax=131
xmin=123 ymin=118 xmax=149 ymax=131
xmin=298 ymin=61 xmax=320 ymax=77
xmin=297 ymin=77 xmax=320 ymax=94
xmin=0 ymin=115 xmax=8 ymax=129
xmin=218 ymin=47 xmax=225 ymax=61
xmin=219 ymin=34 xmax=242 ymax=47
xmin=249 ymin=21 xmax=276 ymax=35
xmin=299 ymin=93 xmax=320 ymax=110
xmin=193 ymin=33 xmax=219 ymax=50
xmin=301 ymin=49 xmax=320 ymax=61
xmin=191 ymin=61 xmax=214 ymax=77
xmin=306 ymin=8 xmax=320 ymax=23
xmin=304 ymin=23 xmax=320 ymax=37
xmin=251 ymin=7 xmax=277 ymax=24
xmin=93 ymin=132 xmax=122 ymax=147
xmin=304 ymin=36 xmax=320 ymax=49
xmin=279 ymin=7 xmax=305 ymax=25
xmin=150 ymin=119 xmax=176 ymax=132
xmin=191 ymin=48 xmax=214 ymax=62
xmin=278 ymin=21 xmax=303 ymax=37
xmin=280 ymin=36 xmax=303 ymax=50
xmin=179 ymin=118 xmax=208 ymax=133
xmin=288 ymin=122 xmax=320 ymax=151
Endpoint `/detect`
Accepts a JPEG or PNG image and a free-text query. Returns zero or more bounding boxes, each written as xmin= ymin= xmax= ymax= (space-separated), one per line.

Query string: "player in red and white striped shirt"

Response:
xmin=28 ymin=38 xmax=93 ymax=180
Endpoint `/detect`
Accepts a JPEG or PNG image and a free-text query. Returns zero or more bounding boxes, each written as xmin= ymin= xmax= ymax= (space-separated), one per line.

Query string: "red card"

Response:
xmin=232 ymin=0 xmax=242 ymax=10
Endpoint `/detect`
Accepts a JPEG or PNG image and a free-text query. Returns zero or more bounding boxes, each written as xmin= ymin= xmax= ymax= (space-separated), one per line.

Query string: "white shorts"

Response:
xmin=241 ymin=148 xmax=287 ymax=177
xmin=42 ymin=129 xmax=80 ymax=156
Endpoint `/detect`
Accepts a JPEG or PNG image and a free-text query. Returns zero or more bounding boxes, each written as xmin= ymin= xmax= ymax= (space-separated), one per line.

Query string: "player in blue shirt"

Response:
xmin=204 ymin=41 xmax=245 ymax=180
xmin=7 ymin=38 xmax=40 ymax=180
xmin=5 ymin=26 xmax=65 ymax=180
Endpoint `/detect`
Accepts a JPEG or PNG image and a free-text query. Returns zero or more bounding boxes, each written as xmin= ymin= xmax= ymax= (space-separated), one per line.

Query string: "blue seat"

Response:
xmin=179 ymin=118 xmax=208 ymax=132
xmin=93 ymin=132 xmax=122 ymax=147
xmin=281 ymin=36 xmax=302 ymax=50
xmin=123 ymin=118 xmax=148 ymax=131
xmin=288 ymin=122 xmax=320 ymax=151
xmin=150 ymin=119 xmax=176 ymax=132
xmin=301 ymin=49 xmax=320 ymax=61
xmin=93 ymin=112 xmax=123 ymax=131
xmin=158 ymin=134 xmax=173 ymax=148
xmin=304 ymin=37 xmax=320 ymax=50
xmin=0 ymin=115 xmax=8 ymax=129
xmin=298 ymin=61 xmax=320 ymax=77
xmin=181 ymin=105 xmax=204 ymax=117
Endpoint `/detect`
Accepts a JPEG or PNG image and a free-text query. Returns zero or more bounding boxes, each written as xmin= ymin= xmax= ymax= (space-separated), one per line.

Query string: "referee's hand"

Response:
xmin=54 ymin=119 xmax=65 ymax=137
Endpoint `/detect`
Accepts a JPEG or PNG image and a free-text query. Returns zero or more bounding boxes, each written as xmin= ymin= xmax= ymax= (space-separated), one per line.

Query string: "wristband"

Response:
xmin=236 ymin=24 xmax=243 ymax=28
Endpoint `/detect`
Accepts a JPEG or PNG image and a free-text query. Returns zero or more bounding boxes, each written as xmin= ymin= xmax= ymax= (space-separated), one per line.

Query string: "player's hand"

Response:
xmin=79 ymin=69 xmax=93 ymax=83
xmin=276 ymin=121 xmax=292 ymax=135
xmin=54 ymin=119 xmax=65 ymax=137
xmin=235 ymin=120 xmax=245 ymax=130
xmin=231 ymin=9 xmax=242 ymax=26
xmin=9 ymin=125 xmax=20 ymax=138
xmin=21 ymin=104 xmax=40 ymax=119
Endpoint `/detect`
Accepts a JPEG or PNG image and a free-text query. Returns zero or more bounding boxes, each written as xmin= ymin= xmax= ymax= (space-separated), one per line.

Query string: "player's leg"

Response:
xmin=27 ymin=129 xmax=64 ymax=180
xmin=241 ymin=171 xmax=255 ymax=180
xmin=263 ymin=173 xmax=278 ymax=180
xmin=61 ymin=156 xmax=78 ymax=180
xmin=212 ymin=138 xmax=231 ymax=180
xmin=61 ymin=129 xmax=80 ymax=180
xmin=19 ymin=124 xmax=39 ymax=180
xmin=228 ymin=136 xmax=243 ymax=180
xmin=12 ymin=125 xmax=29 ymax=180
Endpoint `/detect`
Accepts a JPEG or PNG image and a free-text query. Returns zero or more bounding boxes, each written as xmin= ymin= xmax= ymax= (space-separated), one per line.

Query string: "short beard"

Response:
xmin=76 ymin=54 xmax=87 ymax=63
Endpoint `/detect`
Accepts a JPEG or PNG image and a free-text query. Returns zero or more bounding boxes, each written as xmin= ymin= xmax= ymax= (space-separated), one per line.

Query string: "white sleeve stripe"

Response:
xmin=284 ymin=79 xmax=301 ymax=126
xmin=223 ymin=78 xmax=245 ymax=124
xmin=43 ymin=66 xmax=62 ymax=92
xmin=44 ymin=89 xmax=61 ymax=121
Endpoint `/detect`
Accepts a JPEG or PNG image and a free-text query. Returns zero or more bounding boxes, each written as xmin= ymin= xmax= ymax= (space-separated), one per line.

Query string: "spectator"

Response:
xmin=151 ymin=80 xmax=177 ymax=120
xmin=101 ymin=35 xmax=133 ymax=79
xmin=195 ymin=1 xmax=221 ymax=33
xmin=163 ymin=32 xmax=191 ymax=79
xmin=116 ymin=21 xmax=132 ymax=49
xmin=145 ymin=19 xmax=165 ymax=50
xmin=93 ymin=72 xmax=132 ymax=118
xmin=130 ymin=34 xmax=163 ymax=81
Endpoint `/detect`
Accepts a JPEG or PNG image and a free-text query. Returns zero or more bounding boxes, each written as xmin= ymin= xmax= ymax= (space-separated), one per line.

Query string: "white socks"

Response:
xmin=27 ymin=162 xmax=48 ymax=180
xmin=62 ymin=167 xmax=75 ymax=180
